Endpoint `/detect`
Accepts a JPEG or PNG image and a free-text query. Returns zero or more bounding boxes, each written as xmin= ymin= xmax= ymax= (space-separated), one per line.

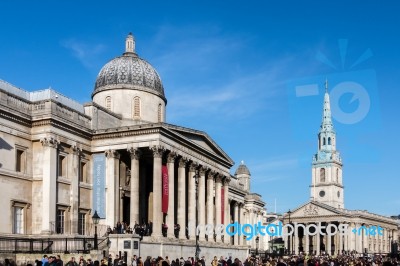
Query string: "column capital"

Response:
xmin=178 ymin=157 xmax=189 ymax=168
xmin=105 ymin=149 xmax=120 ymax=159
xmin=215 ymin=174 xmax=223 ymax=183
xmin=127 ymin=147 xmax=142 ymax=160
xmin=167 ymin=151 xmax=178 ymax=163
xmin=233 ymin=201 xmax=239 ymax=207
xmin=199 ymin=166 xmax=207 ymax=175
xmin=40 ymin=137 xmax=59 ymax=149
xmin=207 ymin=170 xmax=217 ymax=179
xmin=71 ymin=144 xmax=83 ymax=156
xmin=223 ymin=176 xmax=231 ymax=185
xmin=151 ymin=145 xmax=165 ymax=158
xmin=189 ymin=162 xmax=199 ymax=172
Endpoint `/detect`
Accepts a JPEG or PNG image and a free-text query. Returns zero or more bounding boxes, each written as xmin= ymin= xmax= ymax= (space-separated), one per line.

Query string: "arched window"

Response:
xmin=157 ymin=103 xmax=162 ymax=122
xmin=133 ymin=96 xmax=141 ymax=119
xmin=320 ymin=168 xmax=326 ymax=182
xmin=323 ymin=138 xmax=326 ymax=145
xmin=105 ymin=96 xmax=112 ymax=111
xmin=328 ymin=137 xmax=331 ymax=145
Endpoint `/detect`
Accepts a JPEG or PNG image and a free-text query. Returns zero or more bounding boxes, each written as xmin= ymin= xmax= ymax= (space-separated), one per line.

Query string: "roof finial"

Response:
xmin=325 ymin=78 xmax=328 ymax=93
xmin=125 ymin=32 xmax=135 ymax=54
xmin=241 ymin=160 xmax=245 ymax=165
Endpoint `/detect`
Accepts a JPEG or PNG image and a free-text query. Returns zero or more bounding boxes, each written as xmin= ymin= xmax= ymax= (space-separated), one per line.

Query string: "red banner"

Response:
xmin=221 ymin=187 xmax=224 ymax=224
xmin=162 ymin=165 xmax=169 ymax=214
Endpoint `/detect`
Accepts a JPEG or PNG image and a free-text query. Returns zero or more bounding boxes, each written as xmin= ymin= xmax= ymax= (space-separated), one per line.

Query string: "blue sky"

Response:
xmin=1 ymin=1 xmax=399 ymax=216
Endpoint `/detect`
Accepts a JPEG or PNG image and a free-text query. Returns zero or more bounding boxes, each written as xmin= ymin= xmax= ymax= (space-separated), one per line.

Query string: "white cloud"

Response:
xmin=61 ymin=39 xmax=106 ymax=68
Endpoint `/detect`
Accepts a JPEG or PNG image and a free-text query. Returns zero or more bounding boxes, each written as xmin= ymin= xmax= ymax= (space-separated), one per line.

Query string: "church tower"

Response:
xmin=310 ymin=80 xmax=344 ymax=209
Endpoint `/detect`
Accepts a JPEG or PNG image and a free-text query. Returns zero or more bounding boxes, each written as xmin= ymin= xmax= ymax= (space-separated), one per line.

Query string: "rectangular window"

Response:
xmin=58 ymin=155 xmax=67 ymax=177
xmin=13 ymin=207 xmax=24 ymax=234
xmin=78 ymin=213 xmax=86 ymax=235
xmin=16 ymin=149 xmax=26 ymax=173
xmin=80 ymin=161 xmax=87 ymax=183
xmin=56 ymin=209 xmax=65 ymax=234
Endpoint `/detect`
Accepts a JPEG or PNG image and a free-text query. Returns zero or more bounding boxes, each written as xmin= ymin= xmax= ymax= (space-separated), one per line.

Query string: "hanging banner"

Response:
xmin=162 ymin=165 xmax=169 ymax=213
xmin=221 ymin=187 xmax=225 ymax=224
xmin=92 ymin=153 xmax=106 ymax=218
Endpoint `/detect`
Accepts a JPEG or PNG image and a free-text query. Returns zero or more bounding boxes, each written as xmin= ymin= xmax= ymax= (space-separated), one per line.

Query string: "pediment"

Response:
xmin=162 ymin=123 xmax=234 ymax=166
xmin=290 ymin=201 xmax=344 ymax=218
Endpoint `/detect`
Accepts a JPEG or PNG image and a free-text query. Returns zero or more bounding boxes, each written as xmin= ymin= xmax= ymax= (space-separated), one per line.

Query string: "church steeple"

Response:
xmin=320 ymin=79 xmax=334 ymax=133
xmin=310 ymin=80 xmax=344 ymax=209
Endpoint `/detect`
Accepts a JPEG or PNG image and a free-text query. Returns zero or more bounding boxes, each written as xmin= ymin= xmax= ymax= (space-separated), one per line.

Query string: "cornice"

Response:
xmin=32 ymin=119 xmax=92 ymax=140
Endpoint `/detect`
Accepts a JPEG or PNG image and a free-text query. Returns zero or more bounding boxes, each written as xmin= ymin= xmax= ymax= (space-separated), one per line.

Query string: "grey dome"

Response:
xmin=235 ymin=162 xmax=251 ymax=176
xmin=92 ymin=34 xmax=165 ymax=99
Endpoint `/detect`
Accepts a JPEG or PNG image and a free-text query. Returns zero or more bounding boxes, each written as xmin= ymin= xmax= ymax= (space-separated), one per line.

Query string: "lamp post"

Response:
xmin=287 ymin=209 xmax=292 ymax=255
xmin=194 ymin=170 xmax=200 ymax=261
xmin=256 ymin=236 xmax=259 ymax=256
xmin=92 ymin=210 xmax=100 ymax=250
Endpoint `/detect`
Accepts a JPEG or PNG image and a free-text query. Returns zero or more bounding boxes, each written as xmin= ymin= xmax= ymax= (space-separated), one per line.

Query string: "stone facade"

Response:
xmin=0 ymin=34 xmax=267 ymax=261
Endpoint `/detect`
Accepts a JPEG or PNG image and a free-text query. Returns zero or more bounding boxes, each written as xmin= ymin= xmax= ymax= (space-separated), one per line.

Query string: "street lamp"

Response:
xmin=255 ymin=236 xmax=260 ymax=256
xmin=92 ymin=210 xmax=100 ymax=250
xmin=287 ymin=210 xmax=292 ymax=255
xmin=194 ymin=170 xmax=200 ymax=261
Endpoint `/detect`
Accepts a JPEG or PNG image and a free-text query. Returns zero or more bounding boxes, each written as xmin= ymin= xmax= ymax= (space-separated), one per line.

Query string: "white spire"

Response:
xmin=125 ymin=32 xmax=135 ymax=54
xmin=321 ymin=79 xmax=333 ymax=131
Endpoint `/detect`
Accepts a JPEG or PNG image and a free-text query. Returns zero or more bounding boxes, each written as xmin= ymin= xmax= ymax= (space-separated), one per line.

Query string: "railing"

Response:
xmin=0 ymin=236 xmax=104 ymax=254
xmin=45 ymin=221 xmax=109 ymax=237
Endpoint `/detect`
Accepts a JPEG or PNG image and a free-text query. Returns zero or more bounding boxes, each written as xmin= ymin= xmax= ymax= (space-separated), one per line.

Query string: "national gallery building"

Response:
xmin=0 ymin=34 xmax=267 ymax=260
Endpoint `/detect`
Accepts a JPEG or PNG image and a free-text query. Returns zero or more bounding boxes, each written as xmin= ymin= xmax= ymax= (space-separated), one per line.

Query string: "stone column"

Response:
xmin=40 ymin=137 xmax=58 ymax=234
xmin=284 ymin=234 xmax=289 ymax=253
xmin=223 ymin=177 xmax=230 ymax=243
xmin=105 ymin=149 xmax=120 ymax=228
xmin=166 ymin=152 xmax=177 ymax=238
xmin=344 ymin=225 xmax=348 ymax=252
xmin=233 ymin=202 xmax=239 ymax=245
xmin=215 ymin=174 xmax=222 ymax=242
xmin=327 ymin=223 xmax=331 ymax=255
xmin=177 ymin=157 xmax=187 ymax=239
xmin=316 ymin=230 xmax=320 ymax=255
xmin=198 ymin=166 xmax=206 ymax=241
xmin=356 ymin=223 xmax=362 ymax=253
xmin=151 ymin=146 xmax=164 ymax=237
xmin=128 ymin=148 xmax=141 ymax=227
xmin=70 ymin=145 xmax=81 ymax=234
xmin=187 ymin=162 xmax=197 ymax=239
xmin=238 ymin=203 xmax=244 ymax=245
xmin=349 ymin=223 xmax=354 ymax=251
xmin=206 ymin=170 xmax=215 ymax=241
xmin=305 ymin=225 xmax=310 ymax=254
xmin=249 ymin=210 xmax=254 ymax=248
xmin=294 ymin=223 xmax=299 ymax=255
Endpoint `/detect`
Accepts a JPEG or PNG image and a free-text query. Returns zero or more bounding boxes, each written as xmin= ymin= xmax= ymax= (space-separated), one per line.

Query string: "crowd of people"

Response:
xmin=106 ymin=220 xmax=154 ymax=237
xmin=1 ymin=252 xmax=399 ymax=266
xmin=105 ymin=220 xmax=184 ymax=238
